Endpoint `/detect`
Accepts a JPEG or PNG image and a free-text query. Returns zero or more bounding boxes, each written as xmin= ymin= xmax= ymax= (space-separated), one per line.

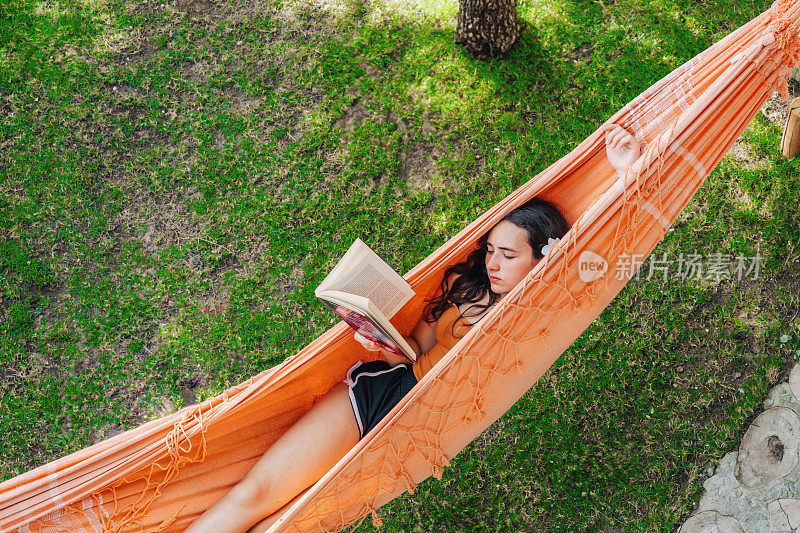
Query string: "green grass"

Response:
xmin=2 ymin=0 xmax=799 ymax=530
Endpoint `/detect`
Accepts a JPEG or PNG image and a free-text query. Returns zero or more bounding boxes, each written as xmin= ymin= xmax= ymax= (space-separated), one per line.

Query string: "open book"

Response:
xmin=315 ymin=238 xmax=417 ymax=362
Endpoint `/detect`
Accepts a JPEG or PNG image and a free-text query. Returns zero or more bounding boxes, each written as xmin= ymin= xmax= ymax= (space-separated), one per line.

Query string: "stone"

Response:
xmin=678 ymin=510 xmax=745 ymax=533
xmin=735 ymin=407 xmax=800 ymax=488
xmin=789 ymin=365 xmax=800 ymax=402
xmin=768 ymin=500 xmax=792 ymax=532
xmin=774 ymin=499 xmax=800 ymax=529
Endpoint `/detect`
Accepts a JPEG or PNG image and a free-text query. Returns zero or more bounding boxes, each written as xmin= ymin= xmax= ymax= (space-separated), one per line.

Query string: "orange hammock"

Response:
xmin=2 ymin=1 xmax=800 ymax=531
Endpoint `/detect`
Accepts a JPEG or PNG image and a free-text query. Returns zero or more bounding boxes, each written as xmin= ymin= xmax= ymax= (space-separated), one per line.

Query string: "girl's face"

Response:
xmin=484 ymin=220 xmax=538 ymax=295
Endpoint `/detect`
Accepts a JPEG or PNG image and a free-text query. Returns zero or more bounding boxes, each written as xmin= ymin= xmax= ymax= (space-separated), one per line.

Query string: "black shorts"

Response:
xmin=344 ymin=360 xmax=418 ymax=440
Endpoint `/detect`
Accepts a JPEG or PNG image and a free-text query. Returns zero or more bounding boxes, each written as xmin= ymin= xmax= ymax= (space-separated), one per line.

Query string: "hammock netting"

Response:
xmin=2 ymin=0 xmax=799 ymax=531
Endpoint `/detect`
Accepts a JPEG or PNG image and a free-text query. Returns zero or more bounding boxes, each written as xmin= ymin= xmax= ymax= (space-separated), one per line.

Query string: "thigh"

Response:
xmin=239 ymin=381 xmax=360 ymax=514
xmin=185 ymin=383 xmax=360 ymax=533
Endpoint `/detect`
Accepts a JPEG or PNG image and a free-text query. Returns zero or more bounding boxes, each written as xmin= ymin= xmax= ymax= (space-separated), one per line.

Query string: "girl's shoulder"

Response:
xmin=456 ymin=294 xmax=493 ymax=325
xmin=446 ymin=272 xmax=493 ymax=325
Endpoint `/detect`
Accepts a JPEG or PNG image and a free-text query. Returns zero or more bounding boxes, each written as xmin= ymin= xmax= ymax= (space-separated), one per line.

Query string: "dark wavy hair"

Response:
xmin=422 ymin=198 xmax=570 ymax=329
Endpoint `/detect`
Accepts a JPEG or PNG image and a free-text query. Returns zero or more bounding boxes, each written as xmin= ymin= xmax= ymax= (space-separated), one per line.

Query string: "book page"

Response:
xmin=338 ymin=264 xmax=405 ymax=316
xmin=325 ymin=240 xmax=414 ymax=318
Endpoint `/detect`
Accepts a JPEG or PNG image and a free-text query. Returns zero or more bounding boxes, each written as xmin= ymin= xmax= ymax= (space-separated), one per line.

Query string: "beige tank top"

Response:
xmin=412 ymin=303 xmax=474 ymax=381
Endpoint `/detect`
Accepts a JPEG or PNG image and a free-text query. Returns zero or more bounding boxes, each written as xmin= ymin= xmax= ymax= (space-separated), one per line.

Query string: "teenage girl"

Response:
xmin=186 ymin=123 xmax=640 ymax=533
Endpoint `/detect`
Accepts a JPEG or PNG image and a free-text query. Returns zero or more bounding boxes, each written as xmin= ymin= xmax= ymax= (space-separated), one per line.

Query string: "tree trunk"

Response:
xmin=781 ymin=96 xmax=800 ymax=159
xmin=454 ymin=0 xmax=521 ymax=60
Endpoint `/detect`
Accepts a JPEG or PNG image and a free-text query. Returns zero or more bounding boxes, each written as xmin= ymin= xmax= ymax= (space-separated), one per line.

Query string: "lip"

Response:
xmin=489 ymin=276 xmax=501 ymax=283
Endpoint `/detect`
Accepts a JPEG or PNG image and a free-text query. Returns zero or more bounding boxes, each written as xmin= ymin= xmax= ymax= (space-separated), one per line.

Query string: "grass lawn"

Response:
xmin=2 ymin=0 xmax=799 ymax=530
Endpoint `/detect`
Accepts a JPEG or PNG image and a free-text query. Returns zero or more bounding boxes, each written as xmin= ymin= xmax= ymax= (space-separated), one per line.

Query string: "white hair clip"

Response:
xmin=540 ymin=237 xmax=561 ymax=257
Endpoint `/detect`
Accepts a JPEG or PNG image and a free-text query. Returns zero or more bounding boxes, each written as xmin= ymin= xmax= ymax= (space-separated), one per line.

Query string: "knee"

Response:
xmin=227 ymin=472 xmax=273 ymax=510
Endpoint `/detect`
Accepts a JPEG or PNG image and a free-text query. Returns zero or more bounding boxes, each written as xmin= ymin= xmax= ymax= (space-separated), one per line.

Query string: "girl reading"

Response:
xmin=186 ymin=123 xmax=640 ymax=532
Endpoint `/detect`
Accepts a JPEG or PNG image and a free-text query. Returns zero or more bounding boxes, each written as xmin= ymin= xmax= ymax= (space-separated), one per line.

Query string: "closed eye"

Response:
xmin=487 ymin=248 xmax=515 ymax=260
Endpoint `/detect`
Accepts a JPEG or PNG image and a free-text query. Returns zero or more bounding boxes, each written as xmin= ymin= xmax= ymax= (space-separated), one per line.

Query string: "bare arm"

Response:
xmin=355 ymin=274 xmax=455 ymax=364
xmin=381 ymin=334 xmax=423 ymax=365
xmin=354 ymin=321 xmax=434 ymax=365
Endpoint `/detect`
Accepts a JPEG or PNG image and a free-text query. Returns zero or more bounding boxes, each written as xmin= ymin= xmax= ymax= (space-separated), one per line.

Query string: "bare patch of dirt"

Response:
xmin=119 ymin=192 xmax=198 ymax=257
xmin=727 ymin=138 xmax=769 ymax=171
xmin=116 ymin=30 xmax=158 ymax=64
xmin=232 ymin=95 xmax=261 ymax=114
xmin=358 ymin=61 xmax=385 ymax=83
xmin=726 ymin=180 xmax=755 ymax=210
xmin=333 ymin=100 xmax=371 ymax=132
xmin=565 ymin=41 xmax=594 ymax=66
xmin=761 ymin=90 xmax=795 ymax=127
xmin=181 ymin=59 xmax=216 ymax=84
xmin=176 ymin=0 xmax=214 ymax=15
xmin=399 ymin=141 xmax=441 ymax=192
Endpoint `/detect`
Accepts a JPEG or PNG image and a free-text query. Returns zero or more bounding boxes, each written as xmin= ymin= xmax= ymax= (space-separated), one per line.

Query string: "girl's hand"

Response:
xmin=604 ymin=124 xmax=641 ymax=174
xmin=354 ymin=331 xmax=381 ymax=352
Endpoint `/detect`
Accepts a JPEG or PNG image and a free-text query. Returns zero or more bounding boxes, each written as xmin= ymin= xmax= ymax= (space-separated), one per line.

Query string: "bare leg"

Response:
xmin=185 ymin=382 xmax=359 ymax=533
xmin=246 ymin=489 xmax=308 ymax=533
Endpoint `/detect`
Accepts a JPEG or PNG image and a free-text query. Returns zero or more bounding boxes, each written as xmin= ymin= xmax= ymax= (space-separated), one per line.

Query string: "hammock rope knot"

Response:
xmin=91 ymin=406 xmax=211 ymax=532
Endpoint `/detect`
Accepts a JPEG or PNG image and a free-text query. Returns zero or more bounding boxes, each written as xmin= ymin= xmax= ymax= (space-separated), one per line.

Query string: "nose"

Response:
xmin=487 ymin=254 xmax=500 ymax=272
